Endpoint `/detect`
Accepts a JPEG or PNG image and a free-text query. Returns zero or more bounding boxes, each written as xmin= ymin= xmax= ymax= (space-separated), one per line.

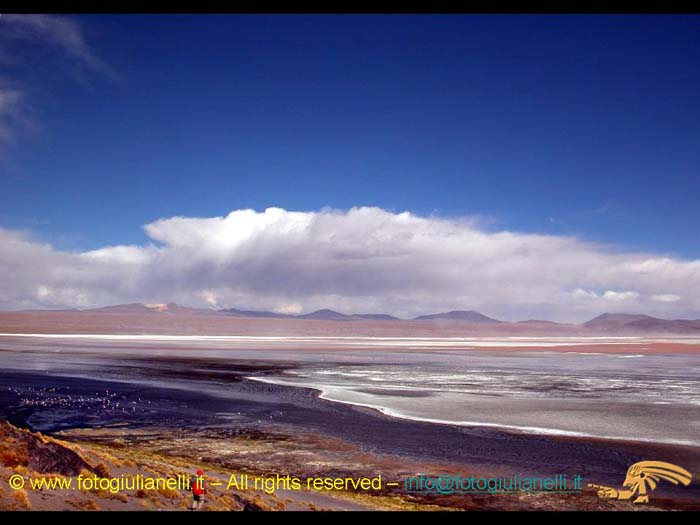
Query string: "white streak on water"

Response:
xmin=2 ymin=333 xmax=700 ymax=347
xmin=248 ymin=376 xmax=700 ymax=447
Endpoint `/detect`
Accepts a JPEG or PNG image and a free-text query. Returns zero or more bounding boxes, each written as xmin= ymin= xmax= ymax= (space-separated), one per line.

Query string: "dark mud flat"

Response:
xmin=1 ymin=353 xmax=699 ymax=505
xmin=0 ymin=370 xmax=267 ymax=432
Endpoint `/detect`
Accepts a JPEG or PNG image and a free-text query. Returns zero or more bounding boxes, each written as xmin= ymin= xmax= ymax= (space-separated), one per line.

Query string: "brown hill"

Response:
xmin=413 ymin=310 xmax=501 ymax=323
xmin=0 ymin=420 xmax=94 ymax=476
xmin=584 ymin=313 xmax=700 ymax=333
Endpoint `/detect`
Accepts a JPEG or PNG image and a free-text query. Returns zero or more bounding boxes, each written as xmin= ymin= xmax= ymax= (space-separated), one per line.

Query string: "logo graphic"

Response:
xmin=588 ymin=461 xmax=692 ymax=504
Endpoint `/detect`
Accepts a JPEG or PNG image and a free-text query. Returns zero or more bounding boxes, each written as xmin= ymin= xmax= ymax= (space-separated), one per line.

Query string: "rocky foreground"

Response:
xmin=3 ymin=419 xmax=694 ymax=511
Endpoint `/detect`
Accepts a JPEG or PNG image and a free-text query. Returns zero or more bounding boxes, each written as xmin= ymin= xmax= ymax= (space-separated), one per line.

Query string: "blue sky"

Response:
xmin=2 ymin=14 xmax=699 ymax=256
xmin=1 ymin=14 xmax=699 ymax=318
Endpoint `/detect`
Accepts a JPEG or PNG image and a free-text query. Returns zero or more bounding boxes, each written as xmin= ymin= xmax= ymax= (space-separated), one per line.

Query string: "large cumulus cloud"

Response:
xmin=1 ymin=207 xmax=699 ymax=322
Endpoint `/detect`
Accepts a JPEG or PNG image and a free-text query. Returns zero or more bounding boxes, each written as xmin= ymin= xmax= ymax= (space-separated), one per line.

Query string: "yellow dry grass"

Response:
xmin=68 ymin=499 xmax=101 ymax=511
xmin=13 ymin=489 xmax=31 ymax=510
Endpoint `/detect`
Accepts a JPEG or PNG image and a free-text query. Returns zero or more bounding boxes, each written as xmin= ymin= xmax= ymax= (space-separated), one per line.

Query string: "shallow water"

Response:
xmin=1 ymin=334 xmax=699 ymax=446
xmin=254 ymin=350 xmax=700 ymax=445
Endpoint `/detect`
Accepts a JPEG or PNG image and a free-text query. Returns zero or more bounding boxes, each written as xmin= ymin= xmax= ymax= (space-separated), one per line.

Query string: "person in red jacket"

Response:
xmin=189 ymin=469 xmax=207 ymax=510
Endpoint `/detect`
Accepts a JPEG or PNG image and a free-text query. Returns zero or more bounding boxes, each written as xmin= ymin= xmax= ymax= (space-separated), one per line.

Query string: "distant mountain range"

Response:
xmin=583 ymin=313 xmax=700 ymax=333
xmin=413 ymin=310 xmax=500 ymax=323
xmin=223 ymin=308 xmax=294 ymax=319
xmin=225 ymin=307 xmax=496 ymax=322
xmin=298 ymin=309 xmax=401 ymax=321
xmin=88 ymin=302 xmax=223 ymax=316
xmin=13 ymin=303 xmax=700 ymax=333
xmin=224 ymin=308 xmax=400 ymax=321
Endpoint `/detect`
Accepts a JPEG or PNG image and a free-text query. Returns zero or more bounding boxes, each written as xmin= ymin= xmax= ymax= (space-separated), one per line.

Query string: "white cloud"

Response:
xmin=651 ymin=294 xmax=682 ymax=303
xmin=570 ymin=288 xmax=599 ymax=300
xmin=1 ymin=14 xmax=112 ymax=76
xmin=1 ymin=207 xmax=700 ymax=321
xmin=0 ymin=85 xmax=34 ymax=149
xmin=601 ymin=290 xmax=640 ymax=301
xmin=275 ymin=303 xmax=304 ymax=315
xmin=0 ymin=15 xmax=112 ymax=150
xmin=199 ymin=290 xmax=220 ymax=308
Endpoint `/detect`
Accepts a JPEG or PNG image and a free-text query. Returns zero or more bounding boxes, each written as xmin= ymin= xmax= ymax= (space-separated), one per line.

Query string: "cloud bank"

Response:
xmin=1 ymin=207 xmax=699 ymax=322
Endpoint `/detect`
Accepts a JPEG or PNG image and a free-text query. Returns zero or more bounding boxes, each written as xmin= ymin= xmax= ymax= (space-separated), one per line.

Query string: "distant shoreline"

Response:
xmin=1 ymin=332 xmax=700 ymax=354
